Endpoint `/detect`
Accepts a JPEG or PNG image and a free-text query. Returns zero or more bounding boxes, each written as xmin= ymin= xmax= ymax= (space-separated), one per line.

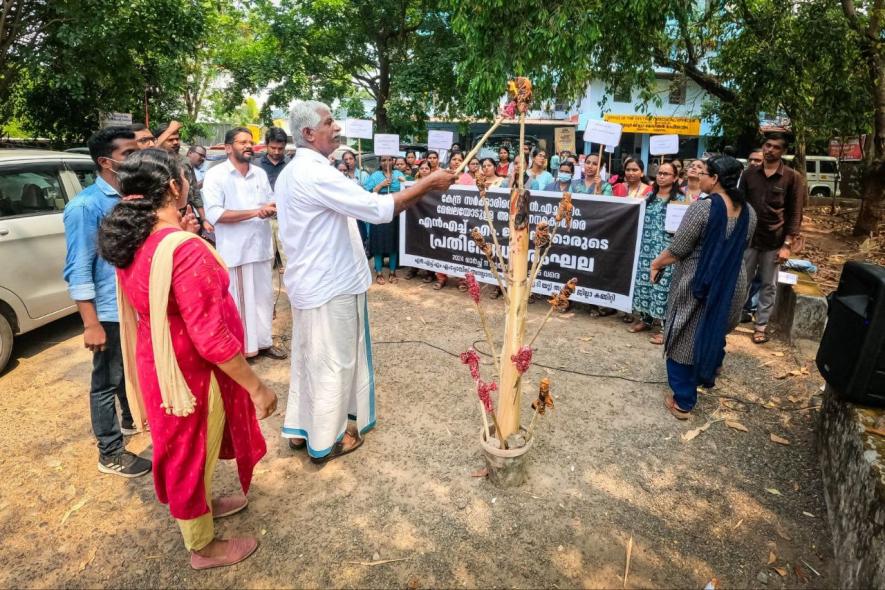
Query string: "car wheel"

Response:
xmin=0 ymin=313 xmax=12 ymax=374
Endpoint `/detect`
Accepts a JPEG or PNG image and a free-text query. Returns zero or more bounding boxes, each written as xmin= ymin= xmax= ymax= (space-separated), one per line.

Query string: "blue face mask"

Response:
xmin=558 ymin=172 xmax=573 ymax=183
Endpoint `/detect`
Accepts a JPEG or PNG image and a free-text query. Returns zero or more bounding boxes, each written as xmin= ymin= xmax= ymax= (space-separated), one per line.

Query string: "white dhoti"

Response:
xmin=228 ymin=259 xmax=274 ymax=356
xmin=281 ymin=292 xmax=376 ymax=459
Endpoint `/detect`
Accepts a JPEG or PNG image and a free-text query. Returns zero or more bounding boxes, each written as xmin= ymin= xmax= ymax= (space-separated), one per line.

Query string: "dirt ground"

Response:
xmin=0 ymin=274 xmax=835 ymax=589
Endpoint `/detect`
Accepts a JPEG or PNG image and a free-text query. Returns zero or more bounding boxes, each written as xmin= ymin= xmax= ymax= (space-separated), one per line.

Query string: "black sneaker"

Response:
xmin=98 ymin=450 xmax=152 ymax=478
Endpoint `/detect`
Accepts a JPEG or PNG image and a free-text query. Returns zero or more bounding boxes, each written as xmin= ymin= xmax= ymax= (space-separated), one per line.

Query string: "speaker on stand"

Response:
xmin=816 ymin=260 xmax=885 ymax=407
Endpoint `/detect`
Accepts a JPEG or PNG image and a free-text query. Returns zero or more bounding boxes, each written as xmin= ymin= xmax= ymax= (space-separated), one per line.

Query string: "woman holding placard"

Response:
xmin=363 ymin=155 xmax=406 ymax=284
xmin=571 ymin=154 xmax=612 ymax=195
xmin=612 ymin=157 xmax=652 ymax=197
xmin=650 ymin=155 xmax=756 ymax=419
xmin=628 ymin=162 xmax=685 ymax=343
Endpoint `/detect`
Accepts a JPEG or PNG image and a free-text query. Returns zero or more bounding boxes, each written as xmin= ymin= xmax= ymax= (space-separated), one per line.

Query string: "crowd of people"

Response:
xmin=61 ymin=102 xmax=803 ymax=568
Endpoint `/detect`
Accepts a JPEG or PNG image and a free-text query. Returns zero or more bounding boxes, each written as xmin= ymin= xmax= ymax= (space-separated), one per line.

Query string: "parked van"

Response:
xmin=783 ymin=155 xmax=841 ymax=198
xmin=0 ymin=149 xmax=96 ymax=372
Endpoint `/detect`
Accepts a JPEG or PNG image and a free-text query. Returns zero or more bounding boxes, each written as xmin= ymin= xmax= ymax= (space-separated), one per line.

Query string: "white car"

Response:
xmin=0 ymin=149 xmax=96 ymax=372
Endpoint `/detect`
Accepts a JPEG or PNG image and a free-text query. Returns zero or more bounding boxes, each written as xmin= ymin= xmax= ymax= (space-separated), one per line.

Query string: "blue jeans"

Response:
xmin=666 ymin=348 xmax=726 ymax=411
xmin=89 ymin=321 xmax=131 ymax=456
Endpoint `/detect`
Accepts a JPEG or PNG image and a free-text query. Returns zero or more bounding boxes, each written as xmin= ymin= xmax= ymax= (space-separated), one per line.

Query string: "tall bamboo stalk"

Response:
xmin=496 ymin=111 xmax=529 ymax=441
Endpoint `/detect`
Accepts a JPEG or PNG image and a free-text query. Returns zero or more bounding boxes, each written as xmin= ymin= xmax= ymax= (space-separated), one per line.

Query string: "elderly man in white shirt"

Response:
xmin=275 ymin=100 xmax=455 ymax=463
xmin=202 ymin=126 xmax=288 ymax=360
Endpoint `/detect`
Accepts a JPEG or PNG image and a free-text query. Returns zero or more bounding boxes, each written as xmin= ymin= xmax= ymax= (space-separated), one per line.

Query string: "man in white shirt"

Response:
xmin=202 ymin=127 xmax=288 ymax=360
xmin=275 ymin=100 xmax=455 ymax=463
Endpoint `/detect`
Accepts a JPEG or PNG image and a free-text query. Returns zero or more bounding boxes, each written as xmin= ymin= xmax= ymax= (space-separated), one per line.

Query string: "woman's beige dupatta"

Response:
xmin=118 ymin=231 xmax=227 ymax=431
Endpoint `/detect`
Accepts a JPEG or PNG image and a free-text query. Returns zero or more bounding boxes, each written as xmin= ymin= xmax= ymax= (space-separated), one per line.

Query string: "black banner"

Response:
xmin=399 ymin=185 xmax=645 ymax=312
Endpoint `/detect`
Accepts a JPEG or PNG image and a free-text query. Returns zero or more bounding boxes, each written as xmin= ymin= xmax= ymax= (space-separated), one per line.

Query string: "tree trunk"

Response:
xmin=851 ymin=19 xmax=885 ymax=236
xmin=374 ymin=39 xmax=391 ymax=133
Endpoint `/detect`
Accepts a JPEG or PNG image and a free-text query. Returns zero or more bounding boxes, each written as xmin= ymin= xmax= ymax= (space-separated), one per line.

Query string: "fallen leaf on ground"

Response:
xmin=864 ymin=426 xmax=885 ymax=437
xmin=682 ymin=420 xmax=714 ymax=442
xmin=61 ymin=496 xmax=89 ymax=524
xmin=772 ymin=566 xmax=788 ymax=577
xmin=623 ymin=536 xmax=633 ymax=589
xmin=794 ymin=564 xmax=810 ymax=583
xmin=78 ymin=547 xmax=97 ymax=572
xmin=768 ymin=550 xmax=777 ymax=564
xmin=469 ymin=467 xmax=488 ymax=478
xmin=579 ymin=336 xmax=593 ymax=342
xmin=732 ymin=518 xmax=744 ymax=530
xmin=789 ymin=370 xmax=802 ymax=376
xmin=726 ymin=420 xmax=749 ymax=432
xmin=802 ymin=511 xmax=815 ymax=518
xmin=770 ymin=434 xmax=791 ymax=445
xmin=766 ymin=488 xmax=782 ymax=496
xmin=772 ymin=352 xmax=785 ymax=357
xmin=787 ymin=395 xmax=801 ymax=403
xmin=776 ymin=373 xmax=789 ymax=380
xmin=775 ymin=524 xmax=792 ymax=541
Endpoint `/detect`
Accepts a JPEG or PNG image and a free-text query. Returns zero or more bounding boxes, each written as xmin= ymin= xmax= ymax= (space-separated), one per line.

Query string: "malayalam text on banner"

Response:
xmin=603 ymin=114 xmax=701 ymax=136
xmin=399 ymin=186 xmax=646 ymax=312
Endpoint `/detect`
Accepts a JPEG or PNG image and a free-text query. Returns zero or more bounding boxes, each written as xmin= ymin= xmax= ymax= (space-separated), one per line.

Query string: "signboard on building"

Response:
xmin=554 ymin=127 xmax=576 ymax=153
xmin=99 ymin=112 xmax=132 ymax=128
xmin=603 ymin=114 xmax=701 ymax=136
xmin=828 ymin=136 xmax=865 ymax=161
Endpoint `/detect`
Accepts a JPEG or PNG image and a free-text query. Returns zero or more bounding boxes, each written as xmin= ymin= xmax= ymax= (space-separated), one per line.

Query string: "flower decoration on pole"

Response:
xmin=456 ymin=78 xmax=578 ymax=486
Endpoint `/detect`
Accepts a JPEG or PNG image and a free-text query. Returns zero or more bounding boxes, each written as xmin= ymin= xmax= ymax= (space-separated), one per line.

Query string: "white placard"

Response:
xmin=650 ymin=134 xmax=680 ymax=156
xmin=345 ymin=118 xmax=373 ymax=140
xmin=373 ymin=133 xmax=400 ymax=156
xmin=100 ymin=112 xmax=132 ymax=127
xmin=427 ymin=130 xmax=454 ymax=152
xmin=778 ymin=271 xmax=799 ymax=285
xmin=605 ymin=144 xmax=616 ymax=153
xmin=584 ymin=120 xmax=623 ymax=147
xmin=665 ymin=203 xmax=690 ymax=233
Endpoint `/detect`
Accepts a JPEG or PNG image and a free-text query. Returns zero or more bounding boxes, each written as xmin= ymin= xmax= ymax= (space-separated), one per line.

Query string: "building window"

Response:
xmin=613 ymin=83 xmax=631 ymax=103
xmin=668 ymin=80 xmax=686 ymax=105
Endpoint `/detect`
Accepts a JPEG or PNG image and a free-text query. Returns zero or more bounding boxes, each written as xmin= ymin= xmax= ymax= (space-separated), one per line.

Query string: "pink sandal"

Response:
xmin=190 ymin=537 xmax=259 ymax=570
xmin=212 ymin=495 xmax=248 ymax=518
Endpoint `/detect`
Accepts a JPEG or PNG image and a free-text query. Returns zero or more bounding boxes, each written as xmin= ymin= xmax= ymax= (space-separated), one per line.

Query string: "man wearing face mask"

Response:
xmin=63 ymin=126 xmax=153 ymax=478
xmin=202 ymin=127 xmax=287 ymax=361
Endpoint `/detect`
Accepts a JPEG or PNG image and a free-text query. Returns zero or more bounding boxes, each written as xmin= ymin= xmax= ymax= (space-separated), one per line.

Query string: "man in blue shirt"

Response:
xmin=63 ymin=126 xmax=152 ymax=478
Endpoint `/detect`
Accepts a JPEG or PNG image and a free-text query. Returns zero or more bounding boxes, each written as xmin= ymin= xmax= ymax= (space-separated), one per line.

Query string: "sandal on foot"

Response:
xmin=403 ymin=268 xmax=417 ymax=280
xmin=457 ymin=279 xmax=468 ymax=292
xmin=752 ymin=330 xmax=769 ymax=344
xmin=212 ymin=495 xmax=248 ymax=518
xmin=375 ymin=274 xmax=386 ymax=285
xmin=664 ymin=396 xmax=691 ymax=420
xmin=621 ymin=314 xmax=635 ymax=323
xmin=422 ymin=274 xmax=434 ymax=283
xmin=288 ymin=438 xmax=306 ymax=451
xmin=190 ymin=537 xmax=259 ymax=570
xmin=649 ymin=332 xmax=664 ymax=345
xmin=628 ymin=321 xmax=651 ymax=333
xmin=432 ymin=278 xmax=447 ymax=290
xmin=598 ymin=308 xmax=616 ymax=317
xmin=310 ymin=433 xmax=364 ymax=465
xmin=388 ymin=272 xmax=399 ymax=284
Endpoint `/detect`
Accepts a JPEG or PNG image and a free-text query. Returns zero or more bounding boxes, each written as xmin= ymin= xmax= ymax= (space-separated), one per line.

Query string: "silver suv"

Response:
xmin=0 ymin=149 xmax=96 ymax=372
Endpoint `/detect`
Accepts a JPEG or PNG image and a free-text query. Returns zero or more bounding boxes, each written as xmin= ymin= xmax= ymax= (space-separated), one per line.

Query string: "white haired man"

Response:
xmin=275 ymin=100 xmax=456 ymax=462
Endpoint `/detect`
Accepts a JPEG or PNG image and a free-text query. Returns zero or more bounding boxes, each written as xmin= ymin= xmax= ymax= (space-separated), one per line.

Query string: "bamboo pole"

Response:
xmin=495 ymin=112 xmax=529 ymax=441
xmin=452 ymin=116 xmax=507 ymax=175
xmin=357 ymin=138 xmax=363 ymax=173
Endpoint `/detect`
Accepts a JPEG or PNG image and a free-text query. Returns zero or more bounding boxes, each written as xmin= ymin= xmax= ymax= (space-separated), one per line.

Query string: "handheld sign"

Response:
xmin=345 ymin=119 xmax=373 ymax=140
xmin=649 ymin=134 xmax=680 ymax=156
xmin=374 ymin=133 xmax=400 ymax=156
xmin=584 ymin=120 xmax=622 ymax=147
xmin=777 ymin=271 xmax=799 ymax=285
xmin=605 ymin=144 xmax=616 ymax=153
xmin=427 ymin=129 xmax=454 ymax=152
xmin=665 ymin=203 xmax=690 ymax=233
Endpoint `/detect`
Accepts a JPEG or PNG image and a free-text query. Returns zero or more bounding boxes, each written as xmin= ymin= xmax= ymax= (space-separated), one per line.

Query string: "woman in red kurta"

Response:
xmin=98 ymin=149 xmax=276 ymax=570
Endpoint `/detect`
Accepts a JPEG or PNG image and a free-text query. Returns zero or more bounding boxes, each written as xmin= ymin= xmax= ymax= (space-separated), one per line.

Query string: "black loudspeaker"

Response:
xmin=816 ymin=261 xmax=885 ymax=407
